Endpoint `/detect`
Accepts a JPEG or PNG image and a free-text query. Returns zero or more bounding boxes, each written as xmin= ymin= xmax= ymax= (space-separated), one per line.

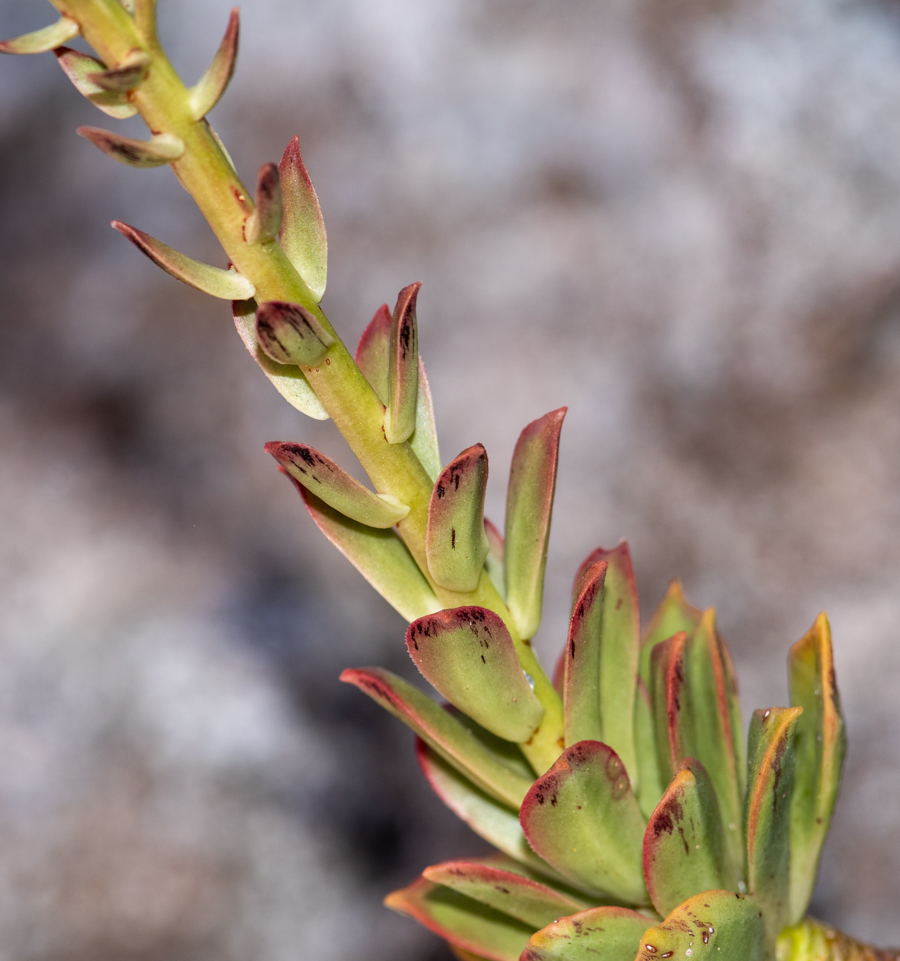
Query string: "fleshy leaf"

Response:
xmin=563 ymin=559 xmax=608 ymax=747
xmin=278 ymin=136 xmax=327 ymax=301
xmin=266 ymin=441 xmax=408 ymax=528
xmin=416 ymin=741 xmax=575 ymax=886
xmin=634 ymin=890 xmax=766 ymax=961
xmin=504 ymin=408 xmax=566 ymax=640
xmin=640 ymin=580 xmax=702 ymax=684
xmin=356 ymin=304 xmax=440 ymax=478
xmin=787 ymin=612 xmax=847 ymax=924
xmin=643 ymin=758 xmax=741 ymax=917
xmin=523 ymin=906 xmax=652 ymax=961
xmin=571 ymin=542 xmax=640 ymax=785
xmin=451 ymin=948 xmax=492 ymax=961
xmin=745 ymin=706 xmax=803 ymax=945
xmin=423 ymin=859 xmax=589 ymax=928
xmin=341 ymin=668 xmax=533 ymax=808
xmin=649 ymin=631 xmax=690 ymax=787
xmin=426 ymin=445 xmax=490 ymax=592
xmin=385 ymin=283 xmax=420 ymax=444
xmin=385 ymin=877 xmax=534 ymax=961
xmin=0 ymin=15 xmax=79 ymax=54
xmin=296 ymin=484 xmax=438 ymax=620
xmin=113 ymin=221 xmax=253 ymax=298
xmin=520 ymin=741 xmax=648 ymax=904
xmin=684 ymin=610 xmax=745 ymax=879
xmin=79 ymin=128 xmax=184 ymax=167
xmin=188 ymin=7 xmax=239 ymax=119
xmin=233 ymin=299 xmax=328 ymax=420
xmin=406 ymin=606 xmax=544 ymax=742
xmin=484 ymin=518 xmax=505 ymax=599
xmin=245 ymin=163 xmax=283 ymax=244
xmin=87 ymin=50 xmax=150 ymax=92
xmin=633 ymin=678 xmax=663 ymax=819
xmin=54 ymin=48 xmax=138 ymax=118
xmin=256 ymin=300 xmax=333 ymax=366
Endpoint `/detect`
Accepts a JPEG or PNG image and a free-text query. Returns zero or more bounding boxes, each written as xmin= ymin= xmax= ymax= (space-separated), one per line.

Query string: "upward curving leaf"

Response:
xmin=87 ymin=50 xmax=150 ymax=92
xmin=640 ymin=580 xmax=702 ymax=684
xmin=745 ymin=706 xmax=803 ymax=947
xmin=80 ymin=129 xmax=184 ymax=168
xmin=563 ymin=559 xmax=607 ymax=747
xmin=0 ymin=16 xmax=79 ymax=54
xmin=188 ymin=7 xmax=240 ymax=119
xmin=245 ymin=163 xmax=283 ymax=245
xmin=54 ymin=48 xmax=138 ymax=118
xmin=256 ymin=300 xmax=333 ymax=366
xmin=522 ymin=906 xmax=652 ymax=961
xmin=279 ymin=136 xmax=327 ymax=301
xmin=787 ymin=613 xmax=847 ymax=924
xmin=504 ymin=408 xmax=566 ymax=640
xmin=406 ymin=606 xmax=544 ymax=742
xmin=113 ymin=222 xmax=253 ymax=298
xmin=385 ymin=283 xmax=420 ymax=444
xmin=426 ymin=445 xmax=490 ymax=592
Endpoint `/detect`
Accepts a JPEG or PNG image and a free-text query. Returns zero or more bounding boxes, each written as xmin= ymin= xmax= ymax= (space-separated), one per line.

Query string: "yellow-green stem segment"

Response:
xmin=48 ymin=0 xmax=564 ymax=773
xmin=777 ymin=920 xmax=899 ymax=961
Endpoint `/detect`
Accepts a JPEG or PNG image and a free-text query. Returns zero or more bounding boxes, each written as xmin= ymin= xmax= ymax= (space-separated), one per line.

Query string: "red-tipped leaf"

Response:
xmin=385 ymin=283 xmax=420 ymax=444
xmin=245 ymin=163 xmax=283 ymax=244
xmin=80 ymin=129 xmax=184 ymax=167
xmin=278 ymin=136 xmax=327 ymax=301
xmin=256 ymin=301 xmax=333 ymax=366
xmin=562 ymin=560 xmax=607 ymax=747
xmin=55 ymin=48 xmax=137 ymax=118
xmin=188 ymin=7 xmax=239 ymax=119
xmin=522 ymin=906 xmax=652 ymax=961
xmin=0 ymin=15 xmax=79 ymax=54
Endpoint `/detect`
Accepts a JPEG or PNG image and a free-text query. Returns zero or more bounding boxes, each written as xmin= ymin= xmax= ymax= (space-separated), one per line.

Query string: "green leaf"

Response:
xmin=633 ymin=678 xmax=664 ymax=819
xmin=295 ymin=484 xmax=438 ymax=620
xmin=341 ymin=668 xmax=533 ymax=808
xmin=416 ymin=741 xmax=573 ymax=886
xmin=245 ymin=163 xmax=283 ymax=245
xmin=256 ymin=300 xmax=333 ymax=367
xmin=685 ymin=610 xmax=745 ymax=880
xmin=520 ymin=741 xmax=648 ymax=904
xmin=356 ymin=303 xmax=441 ymax=479
xmin=0 ymin=15 xmax=79 ymax=54
xmin=484 ymin=518 xmax=505 ymax=599
xmin=233 ymin=299 xmax=327 ymax=419
xmin=113 ymin=221 xmax=252 ymax=298
xmin=643 ymin=758 xmax=742 ymax=917
xmin=423 ymin=858 xmax=589 ymax=928
xmin=649 ymin=630 xmax=690 ymax=788
xmin=79 ymin=128 xmax=184 ymax=168
xmin=385 ymin=877 xmax=534 ymax=961
xmin=407 ymin=606 xmax=544 ymax=742
xmin=54 ymin=48 xmax=138 ymax=119
xmin=385 ymin=283 xmax=420 ymax=444
xmin=188 ymin=7 xmax=239 ymax=119
xmin=266 ymin=441 xmax=409 ymax=528
xmin=745 ymin=706 xmax=803 ymax=945
xmin=634 ymin=890 xmax=766 ymax=961
xmin=787 ymin=612 xmax=847 ymax=924
xmin=640 ymin=580 xmax=702 ymax=685
xmin=278 ymin=136 xmax=327 ymax=301
xmin=523 ymin=906 xmax=652 ymax=961
xmin=572 ymin=542 xmax=640 ymax=787
xmin=504 ymin=408 xmax=566 ymax=640
xmin=563 ymin=559 xmax=607 ymax=747
xmin=426 ymin=445 xmax=490 ymax=592
xmin=87 ymin=50 xmax=150 ymax=92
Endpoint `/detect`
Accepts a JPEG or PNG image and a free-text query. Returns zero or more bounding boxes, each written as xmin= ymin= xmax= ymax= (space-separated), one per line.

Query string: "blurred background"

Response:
xmin=2 ymin=0 xmax=900 ymax=957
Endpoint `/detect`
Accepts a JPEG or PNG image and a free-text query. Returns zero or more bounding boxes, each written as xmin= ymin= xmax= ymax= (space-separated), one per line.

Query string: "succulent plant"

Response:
xmin=2 ymin=3 xmax=898 ymax=960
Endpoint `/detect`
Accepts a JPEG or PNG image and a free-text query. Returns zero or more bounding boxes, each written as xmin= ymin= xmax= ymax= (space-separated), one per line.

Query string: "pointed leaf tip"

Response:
xmin=256 ymin=300 xmax=333 ymax=366
xmin=279 ymin=136 xmax=327 ymax=301
xmin=80 ymin=127 xmax=183 ymax=167
xmin=267 ymin=441 xmax=408 ymax=528
xmin=503 ymin=408 xmax=567 ymax=641
xmin=246 ymin=163 xmax=283 ymax=244
xmin=189 ymin=7 xmax=239 ymax=119
xmin=87 ymin=50 xmax=151 ymax=92
xmin=426 ymin=444 xmax=490 ymax=592
xmin=0 ymin=15 xmax=79 ymax=54
xmin=55 ymin=47 xmax=138 ymax=119
xmin=406 ymin=606 xmax=544 ymax=742
xmin=562 ymin=559 xmax=607 ymax=748
xmin=113 ymin=222 xmax=254 ymax=299
xmin=385 ymin=282 xmax=421 ymax=444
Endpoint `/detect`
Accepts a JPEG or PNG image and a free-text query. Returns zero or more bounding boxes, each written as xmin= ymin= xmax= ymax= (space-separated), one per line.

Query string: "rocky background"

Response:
xmin=2 ymin=0 xmax=900 ymax=958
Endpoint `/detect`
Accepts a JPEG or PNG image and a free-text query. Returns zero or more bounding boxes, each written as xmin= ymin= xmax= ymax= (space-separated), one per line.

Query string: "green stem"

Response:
xmin=48 ymin=0 xmax=564 ymax=772
xmin=778 ymin=919 xmax=899 ymax=961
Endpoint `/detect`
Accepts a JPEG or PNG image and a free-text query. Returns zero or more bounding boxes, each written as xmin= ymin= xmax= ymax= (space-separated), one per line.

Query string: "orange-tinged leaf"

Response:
xmin=563 ymin=559 xmax=608 ymax=747
xmin=523 ymin=906 xmax=651 ymax=961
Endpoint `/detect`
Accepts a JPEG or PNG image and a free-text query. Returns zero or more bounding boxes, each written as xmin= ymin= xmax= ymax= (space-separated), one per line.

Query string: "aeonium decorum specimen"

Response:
xmin=2 ymin=3 xmax=898 ymax=959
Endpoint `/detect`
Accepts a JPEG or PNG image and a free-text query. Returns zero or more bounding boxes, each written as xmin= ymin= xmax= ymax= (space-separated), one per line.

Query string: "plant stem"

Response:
xmin=47 ymin=0 xmax=564 ymax=772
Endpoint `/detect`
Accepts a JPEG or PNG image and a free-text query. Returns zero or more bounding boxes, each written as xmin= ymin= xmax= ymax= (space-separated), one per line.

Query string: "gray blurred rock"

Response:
xmin=1 ymin=0 xmax=900 ymax=956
